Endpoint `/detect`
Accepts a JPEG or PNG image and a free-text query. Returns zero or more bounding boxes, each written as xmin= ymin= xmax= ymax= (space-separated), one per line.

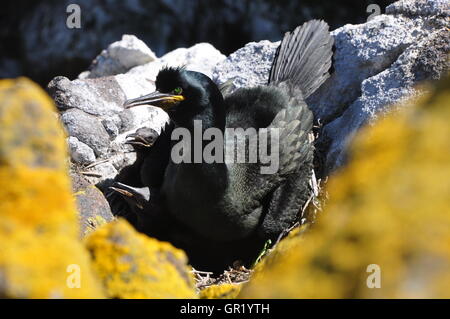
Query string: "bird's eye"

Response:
xmin=173 ymin=87 xmax=183 ymax=95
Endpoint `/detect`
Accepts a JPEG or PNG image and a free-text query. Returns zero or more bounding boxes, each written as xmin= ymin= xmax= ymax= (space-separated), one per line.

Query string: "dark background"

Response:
xmin=0 ymin=0 xmax=394 ymax=87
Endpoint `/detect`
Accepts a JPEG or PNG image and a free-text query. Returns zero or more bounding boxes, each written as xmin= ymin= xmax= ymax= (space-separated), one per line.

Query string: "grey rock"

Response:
xmin=108 ymin=151 xmax=138 ymax=171
xmin=82 ymin=162 xmax=119 ymax=185
xmin=48 ymin=76 xmax=125 ymax=116
xmin=115 ymin=65 xmax=158 ymax=100
xmin=101 ymin=117 xmax=120 ymax=139
xmin=61 ymin=108 xmax=111 ymax=157
xmin=67 ymin=137 xmax=96 ymax=165
xmin=314 ymin=3 xmax=449 ymax=173
xmin=386 ymin=0 xmax=449 ymax=16
xmin=85 ymin=35 xmax=157 ymax=79
xmin=307 ymin=14 xmax=432 ymax=124
xmin=115 ymin=42 xmax=225 ymax=98
xmin=160 ymin=43 xmax=226 ymax=78
xmin=212 ymin=40 xmax=280 ymax=92
xmin=119 ymin=105 xmax=169 ymax=134
xmin=71 ymin=172 xmax=115 ymax=237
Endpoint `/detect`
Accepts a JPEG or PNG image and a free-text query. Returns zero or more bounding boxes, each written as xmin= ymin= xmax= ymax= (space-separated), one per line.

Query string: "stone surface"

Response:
xmin=160 ymin=43 xmax=226 ymax=78
xmin=49 ymin=41 xmax=225 ymax=183
xmin=208 ymin=1 xmax=449 ymax=173
xmin=85 ymin=35 xmax=157 ymax=79
xmin=67 ymin=137 xmax=96 ymax=165
xmin=212 ymin=40 xmax=280 ymax=93
xmin=386 ymin=0 xmax=449 ymax=16
xmin=48 ymin=76 xmax=125 ymax=116
xmin=240 ymin=77 xmax=450 ymax=298
xmin=61 ymin=108 xmax=111 ymax=157
xmin=311 ymin=8 xmax=449 ymax=172
xmin=71 ymin=172 xmax=115 ymax=237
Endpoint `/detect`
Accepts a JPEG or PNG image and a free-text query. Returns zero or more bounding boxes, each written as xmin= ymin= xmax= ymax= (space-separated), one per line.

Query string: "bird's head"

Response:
xmin=124 ymin=67 xmax=224 ymax=127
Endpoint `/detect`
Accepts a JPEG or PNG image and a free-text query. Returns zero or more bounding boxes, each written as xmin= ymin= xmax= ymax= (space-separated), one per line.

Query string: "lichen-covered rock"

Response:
xmin=199 ymin=284 xmax=242 ymax=299
xmin=71 ymin=172 xmax=114 ymax=237
xmin=0 ymin=78 xmax=104 ymax=298
xmin=85 ymin=219 xmax=197 ymax=299
xmin=240 ymin=77 xmax=450 ymax=298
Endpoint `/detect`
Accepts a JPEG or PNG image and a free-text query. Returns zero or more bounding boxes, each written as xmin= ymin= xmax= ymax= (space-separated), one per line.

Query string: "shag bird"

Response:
xmin=119 ymin=20 xmax=333 ymax=270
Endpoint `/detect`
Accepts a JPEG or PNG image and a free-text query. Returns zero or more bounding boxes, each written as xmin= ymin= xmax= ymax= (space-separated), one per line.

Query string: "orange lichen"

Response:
xmin=0 ymin=78 xmax=103 ymax=298
xmin=240 ymin=78 xmax=450 ymax=298
xmin=85 ymin=219 xmax=197 ymax=299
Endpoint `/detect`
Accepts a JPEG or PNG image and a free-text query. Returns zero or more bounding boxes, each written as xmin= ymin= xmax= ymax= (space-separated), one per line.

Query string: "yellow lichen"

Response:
xmin=85 ymin=219 xmax=197 ymax=299
xmin=199 ymin=283 xmax=242 ymax=299
xmin=240 ymin=78 xmax=450 ymax=298
xmin=84 ymin=215 xmax=109 ymax=236
xmin=0 ymin=78 xmax=104 ymax=298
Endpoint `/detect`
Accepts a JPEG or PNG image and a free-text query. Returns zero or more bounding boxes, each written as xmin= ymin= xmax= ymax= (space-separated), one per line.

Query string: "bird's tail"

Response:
xmin=268 ymin=20 xmax=334 ymax=99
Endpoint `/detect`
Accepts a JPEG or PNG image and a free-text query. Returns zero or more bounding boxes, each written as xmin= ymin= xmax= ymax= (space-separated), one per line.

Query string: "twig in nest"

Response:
xmin=79 ymin=171 xmax=102 ymax=177
xmin=83 ymin=159 xmax=109 ymax=169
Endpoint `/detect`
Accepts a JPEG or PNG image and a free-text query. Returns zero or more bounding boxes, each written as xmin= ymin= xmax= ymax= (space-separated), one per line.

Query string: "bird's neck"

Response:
xmin=170 ymin=100 xmax=227 ymax=180
xmin=175 ymin=102 xmax=225 ymax=133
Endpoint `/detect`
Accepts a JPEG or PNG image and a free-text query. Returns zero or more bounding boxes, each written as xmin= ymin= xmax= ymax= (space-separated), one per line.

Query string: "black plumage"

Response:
xmin=114 ymin=20 xmax=334 ymax=271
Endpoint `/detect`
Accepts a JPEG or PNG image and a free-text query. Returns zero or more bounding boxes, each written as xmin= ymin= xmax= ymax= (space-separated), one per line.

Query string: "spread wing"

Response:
xmin=224 ymin=91 xmax=313 ymax=215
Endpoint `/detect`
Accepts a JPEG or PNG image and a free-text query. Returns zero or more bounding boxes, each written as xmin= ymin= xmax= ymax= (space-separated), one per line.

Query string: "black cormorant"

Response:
xmin=120 ymin=20 xmax=333 ymax=270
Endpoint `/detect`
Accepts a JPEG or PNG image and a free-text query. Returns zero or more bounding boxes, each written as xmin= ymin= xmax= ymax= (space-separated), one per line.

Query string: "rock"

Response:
xmin=61 ymin=108 xmax=110 ymax=157
xmin=67 ymin=137 xmax=96 ymax=165
xmin=307 ymin=2 xmax=449 ymax=173
xmin=70 ymin=172 xmax=115 ymax=237
xmin=240 ymin=77 xmax=450 ymax=298
xmin=119 ymin=106 xmax=169 ymax=134
xmin=101 ymin=117 xmax=120 ymax=139
xmin=85 ymin=219 xmax=197 ymax=299
xmin=160 ymin=43 xmax=226 ymax=78
xmin=85 ymin=35 xmax=157 ymax=79
xmin=115 ymin=42 xmax=226 ymax=96
xmin=212 ymin=40 xmax=280 ymax=93
xmin=48 ymin=76 xmax=125 ymax=116
xmin=80 ymin=162 xmax=119 ymax=186
xmin=108 ymin=152 xmax=137 ymax=172
xmin=0 ymin=78 xmax=104 ymax=298
xmin=386 ymin=0 xmax=449 ymax=16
